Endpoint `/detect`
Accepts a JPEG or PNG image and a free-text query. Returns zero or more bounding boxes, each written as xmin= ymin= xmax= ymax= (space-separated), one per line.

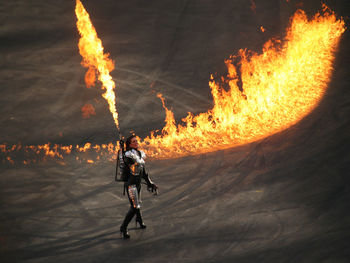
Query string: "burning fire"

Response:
xmin=141 ymin=5 xmax=345 ymax=158
xmin=73 ymin=1 xmax=345 ymax=159
xmin=0 ymin=3 xmax=346 ymax=164
xmin=0 ymin=142 xmax=119 ymax=165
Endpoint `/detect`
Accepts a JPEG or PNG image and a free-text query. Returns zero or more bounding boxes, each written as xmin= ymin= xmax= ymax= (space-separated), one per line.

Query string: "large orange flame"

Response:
xmin=0 ymin=3 xmax=346 ymax=165
xmin=141 ymin=5 xmax=345 ymax=159
xmin=75 ymin=0 xmax=119 ymax=130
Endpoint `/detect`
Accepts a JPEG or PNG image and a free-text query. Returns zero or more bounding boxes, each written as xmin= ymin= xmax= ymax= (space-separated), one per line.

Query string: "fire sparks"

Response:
xmin=140 ymin=6 xmax=345 ymax=158
xmin=75 ymin=0 xmax=119 ymax=130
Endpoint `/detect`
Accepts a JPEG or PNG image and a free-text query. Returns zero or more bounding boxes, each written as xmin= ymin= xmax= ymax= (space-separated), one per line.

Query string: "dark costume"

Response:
xmin=119 ymin=148 xmax=157 ymax=238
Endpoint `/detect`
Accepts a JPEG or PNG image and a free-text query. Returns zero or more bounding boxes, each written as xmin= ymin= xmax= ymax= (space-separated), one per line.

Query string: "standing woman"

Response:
xmin=120 ymin=135 xmax=158 ymax=239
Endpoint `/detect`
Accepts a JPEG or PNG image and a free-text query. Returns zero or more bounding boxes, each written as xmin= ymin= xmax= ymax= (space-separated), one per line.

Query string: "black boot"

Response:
xmin=136 ymin=209 xmax=146 ymax=229
xmin=120 ymin=208 xmax=136 ymax=239
xmin=120 ymin=226 xmax=130 ymax=239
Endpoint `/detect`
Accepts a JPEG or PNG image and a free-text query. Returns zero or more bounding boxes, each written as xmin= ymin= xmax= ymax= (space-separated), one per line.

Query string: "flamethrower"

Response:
xmin=115 ymin=134 xmax=126 ymax=183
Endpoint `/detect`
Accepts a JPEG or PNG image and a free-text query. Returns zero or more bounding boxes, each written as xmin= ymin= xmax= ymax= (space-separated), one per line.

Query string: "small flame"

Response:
xmin=260 ymin=26 xmax=266 ymax=32
xmin=0 ymin=142 xmax=119 ymax=165
xmin=81 ymin=103 xmax=96 ymax=118
xmin=85 ymin=67 xmax=96 ymax=89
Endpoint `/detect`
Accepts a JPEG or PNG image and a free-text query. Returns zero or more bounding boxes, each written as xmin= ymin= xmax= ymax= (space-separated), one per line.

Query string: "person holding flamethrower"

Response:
xmin=116 ymin=134 xmax=158 ymax=239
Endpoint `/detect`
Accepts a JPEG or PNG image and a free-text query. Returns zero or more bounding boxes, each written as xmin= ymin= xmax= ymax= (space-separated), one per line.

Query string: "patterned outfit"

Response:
xmin=120 ymin=148 xmax=156 ymax=234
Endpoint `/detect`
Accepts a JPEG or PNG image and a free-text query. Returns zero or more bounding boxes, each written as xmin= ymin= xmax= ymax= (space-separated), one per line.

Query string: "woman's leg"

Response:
xmin=120 ymin=184 xmax=140 ymax=238
xmin=120 ymin=206 xmax=136 ymax=228
xmin=135 ymin=185 xmax=146 ymax=228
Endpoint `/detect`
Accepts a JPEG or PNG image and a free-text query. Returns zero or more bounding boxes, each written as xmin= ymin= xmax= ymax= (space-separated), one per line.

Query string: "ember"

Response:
xmin=81 ymin=103 xmax=96 ymax=118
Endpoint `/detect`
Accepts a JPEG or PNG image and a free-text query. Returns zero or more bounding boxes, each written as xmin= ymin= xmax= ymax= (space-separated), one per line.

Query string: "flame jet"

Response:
xmin=141 ymin=6 xmax=345 ymax=159
xmin=75 ymin=0 xmax=120 ymax=131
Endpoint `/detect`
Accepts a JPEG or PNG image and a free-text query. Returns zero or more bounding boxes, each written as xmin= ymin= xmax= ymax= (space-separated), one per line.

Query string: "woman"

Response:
xmin=119 ymin=135 xmax=158 ymax=239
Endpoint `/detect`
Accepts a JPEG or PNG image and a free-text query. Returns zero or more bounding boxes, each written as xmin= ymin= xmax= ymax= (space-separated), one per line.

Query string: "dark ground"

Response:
xmin=0 ymin=0 xmax=350 ymax=262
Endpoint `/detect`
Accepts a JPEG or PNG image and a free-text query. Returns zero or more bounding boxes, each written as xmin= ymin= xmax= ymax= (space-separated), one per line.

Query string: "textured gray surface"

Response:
xmin=1 ymin=0 xmax=350 ymax=262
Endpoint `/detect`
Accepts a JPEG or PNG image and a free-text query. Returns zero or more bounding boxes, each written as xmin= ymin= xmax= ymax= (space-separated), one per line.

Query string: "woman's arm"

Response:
xmin=142 ymin=169 xmax=158 ymax=194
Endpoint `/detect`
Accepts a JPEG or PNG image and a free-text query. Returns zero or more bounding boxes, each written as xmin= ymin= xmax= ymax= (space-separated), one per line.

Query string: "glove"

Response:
xmin=147 ymin=183 xmax=158 ymax=195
